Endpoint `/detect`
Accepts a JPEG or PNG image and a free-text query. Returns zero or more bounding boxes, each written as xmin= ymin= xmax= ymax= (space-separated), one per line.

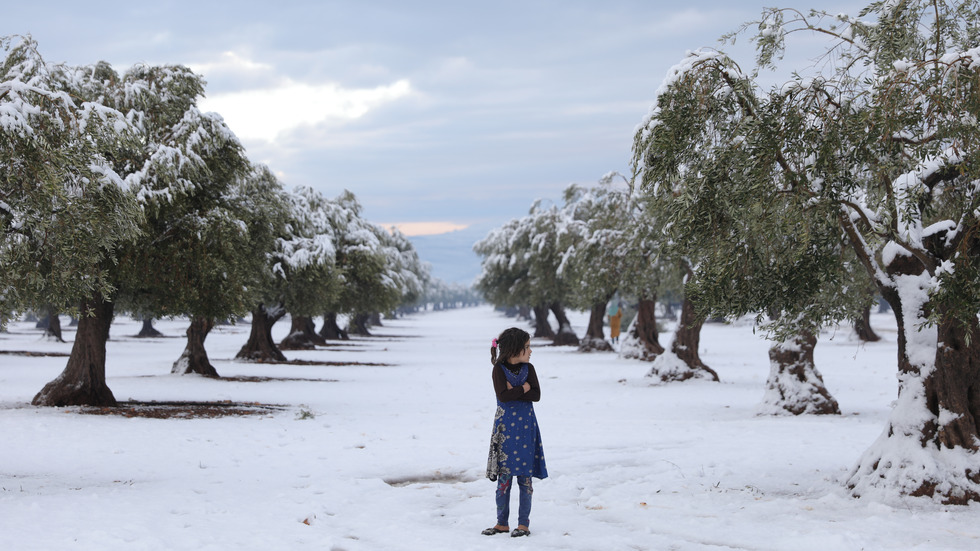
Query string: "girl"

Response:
xmin=482 ymin=327 xmax=548 ymax=538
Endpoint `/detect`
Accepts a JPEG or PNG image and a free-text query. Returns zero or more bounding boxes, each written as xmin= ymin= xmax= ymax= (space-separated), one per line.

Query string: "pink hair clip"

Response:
xmin=491 ymin=338 xmax=498 ymax=348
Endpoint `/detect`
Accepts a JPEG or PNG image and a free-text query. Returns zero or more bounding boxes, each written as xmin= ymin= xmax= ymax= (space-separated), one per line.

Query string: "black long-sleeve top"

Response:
xmin=492 ymin=361 xmax=541 ymax=403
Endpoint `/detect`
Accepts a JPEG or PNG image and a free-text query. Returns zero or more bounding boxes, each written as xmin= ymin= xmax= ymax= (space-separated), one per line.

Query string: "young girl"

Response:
xmin=482 ymin=327 xmax=548 ymax=538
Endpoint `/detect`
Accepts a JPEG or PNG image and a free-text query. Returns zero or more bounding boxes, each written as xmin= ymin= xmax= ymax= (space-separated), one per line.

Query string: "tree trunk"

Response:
xmin=318 ymin=312 xmax=349 ymax=340
xmin=137 ymin=317 xmax=164 ymax=338
xmin=236 ymin=304 xmax=287 ymax=362
xmin=578 ymin=300 xmax=613 ymax=352
xmin=42 ymin=307 xmax=64 ymax=342
xmin=349 ymin=313 xmax=372 ymax=336
xmin=928 ymin=312 xmax=980 ymax=451
xmin=281 ymin=315 xmax=327 ymax=349
xmin=853 ymin=304 xmax=880 ymax=342
xmin=585 ymin=301 xmax=606 ymax=340
xmin=671 ymin=295 xmax=717 ymax=379
xmin=549 ymin=302 xmax=579 ymax=346
xmin=760 ymin=330 xmax=840 ymax=415
xmin=532 ymin=304 xmax=555 ymax=339
xmin=517 ymin=305 xmax=531 ymax=321
xmin=845 ymin=247 xmax=980 ymax=503
xmin=621 ymin=296 xmax=665 ymax=361
xmin=32 ymin=293 xmax=116 ymax=407
xmin=172 ymin=316 xmax=219 ymax=377
xmin=369 ymin=312 xmax=383 ymax=327
xmin=848 ymin=289 xmax=980 ymax=503
xmin=647 ymin=294 xmax=719 ymax=382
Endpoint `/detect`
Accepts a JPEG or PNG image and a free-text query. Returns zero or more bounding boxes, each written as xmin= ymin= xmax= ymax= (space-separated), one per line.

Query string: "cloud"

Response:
xmin=199 ymin=78 xmax=413 ymax=142
xmin=381 ymin=221 xmax=471 ymax=237
xmin=189 ymin=51 xmax=273 ymax=76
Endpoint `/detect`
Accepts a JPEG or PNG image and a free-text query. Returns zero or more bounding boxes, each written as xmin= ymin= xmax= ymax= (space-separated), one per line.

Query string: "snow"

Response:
xmin=646 ymin=349 xmax=712 ymax=384
xmin=2 ymin=306 xmax=979 ymax=550
xmin=635 ymin=49 xmax=731 ymax=142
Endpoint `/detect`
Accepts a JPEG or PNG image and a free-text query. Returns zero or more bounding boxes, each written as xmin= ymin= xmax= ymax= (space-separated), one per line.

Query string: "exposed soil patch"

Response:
xmin=384 ymin=471 xmax=479 ymax=487
xmin=221 ymin=376 xmax=339 ymax=383
xmin=75 ymin=400 xmax=286 ymax=419
xmin=318 ymin=343 xmax=361 ymax=348
xmin=247 ymin=359 xmax=392 ymax=367
xmin=0 ymin=350 xmax=70 ymax=357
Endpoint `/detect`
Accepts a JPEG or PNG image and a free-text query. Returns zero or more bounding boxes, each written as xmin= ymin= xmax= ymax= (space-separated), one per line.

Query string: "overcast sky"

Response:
xmin=7 ymin=0 xmax=849 ymax=236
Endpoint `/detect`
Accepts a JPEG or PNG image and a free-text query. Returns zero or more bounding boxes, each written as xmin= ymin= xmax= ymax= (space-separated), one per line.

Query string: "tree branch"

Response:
xmin=837 ymin=206 xmax=890 ymax=289
xmin=777 ymin=8 xmax=871 ymax=52
xmin=839 ymin=198 xmax=887 ymax=238
xmin=717 ymin=70 xmax=796 ymax=178
xmin=886 ymin=132 xmax=939 ymax=146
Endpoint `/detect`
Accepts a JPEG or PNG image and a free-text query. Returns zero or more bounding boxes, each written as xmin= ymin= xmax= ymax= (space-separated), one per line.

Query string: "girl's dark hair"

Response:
xmin=491 ymin=327 xmax=530 ymax=366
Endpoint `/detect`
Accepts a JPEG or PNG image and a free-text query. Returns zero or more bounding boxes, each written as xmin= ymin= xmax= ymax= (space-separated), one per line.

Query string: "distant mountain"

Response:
xmin=409 ymin=224 xmax=494 ymax=285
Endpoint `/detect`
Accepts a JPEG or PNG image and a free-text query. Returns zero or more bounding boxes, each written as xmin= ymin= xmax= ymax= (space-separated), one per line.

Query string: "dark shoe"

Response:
xmin=511 ymin=528 xmax=530 ymax=537
xmin=482 ymin=526 xmax=508 ymax=536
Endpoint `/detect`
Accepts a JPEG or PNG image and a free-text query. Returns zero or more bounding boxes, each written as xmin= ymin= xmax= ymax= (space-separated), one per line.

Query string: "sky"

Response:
xmin=6 ymin=0 xmax=849 ymax=236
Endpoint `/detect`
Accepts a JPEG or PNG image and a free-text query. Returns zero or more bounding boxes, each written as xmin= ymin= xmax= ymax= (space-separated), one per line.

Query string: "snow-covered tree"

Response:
xmin=475 ymin=202 xmax=580 ymax=345
xmin=473 ymin=217 xmax=543 ymax=332
xmin=424 ymin=279 xmax=481 ymax=310
xmin=557 ymin=180 xmax=631 ymax=352
xmin=560 ymin=169 xmax=716 ymax=378
xmin=614 ymin=196 xmax=678 ymax=363
xmin=102 ymin=64 xmax=258 ymax=378
xmin=1 ymin=38 xmax=145 ymax=406
xmin=20 ymin=57 xmax=262 ymax=401
xmin=548 ymin=171 xmax=711 ymax=373
xmin=1 ymin=38 xmax=141 ymax=329
xmin=634 ymin=48 xmax=846 ymax=400
xmin=637 ymin=0 xmax=980 ymax=502
xmin=167 ymin=163 xmax=287 ymax=375
xmin=377 ymin=226 xmax=431 ymax=315
xmin=312 ymin=191 xmax=395 ymax=339
xmin=238 ymin=185 xmax=339 ymax=359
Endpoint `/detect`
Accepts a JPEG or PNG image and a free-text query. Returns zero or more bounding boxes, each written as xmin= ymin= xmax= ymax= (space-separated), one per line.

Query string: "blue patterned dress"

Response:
xmin=486 ymin=362 xmax=548 ymax=481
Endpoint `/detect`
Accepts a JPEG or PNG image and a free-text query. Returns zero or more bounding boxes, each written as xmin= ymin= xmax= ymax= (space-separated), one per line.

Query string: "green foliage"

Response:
xmin=377 ymin=225 xmax=430 ymax=311
xmin=324 ymin=191 xmax=397 ymax=317
xmin=295 ymin=405 xmax=317 ymax=420
xmin=558 ymin=180 xmax=630 ymax=309
xmin=0 ymin=36 xmax=143 ymax=323
xmin=97 ymin=62 xmax=264 ymax=324
xmin=475 ymin=171 xmax=684 ymax=313
xmin=636 ymin=0 xmax=980 ymax=337
xmin=247 ymin=185 xmax=341 ymax=318
xmin=474 ymin=201 xmax=574 ymax=309
xmin=631 ymin=6 xmax=909 ymax=334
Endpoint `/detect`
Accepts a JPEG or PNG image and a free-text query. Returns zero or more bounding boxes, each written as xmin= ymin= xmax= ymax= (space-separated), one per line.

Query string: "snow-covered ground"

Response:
xmin=1 ymin=306 xmax=977 ymax=550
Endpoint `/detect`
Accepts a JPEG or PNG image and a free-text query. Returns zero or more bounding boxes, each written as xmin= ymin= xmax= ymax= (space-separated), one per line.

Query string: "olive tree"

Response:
xmin=475 ymin=202 xmax=580 ymax=345
xmin=168 ymin=163 xmax=286 ymax=375
xmin=238 ymin=185 xmax=339 ymax=360
xmin=638 ymin=0 xmax=980 ymax=501
xmin=557 ymin=180 xmax=629 ymax=352
xmin=315 ymin=191 xmax=397 ymax=339
xmin=1 ymin=38 xmax=142 ymax=406
xmin=104 ymin=64 xmax=256 ymax=378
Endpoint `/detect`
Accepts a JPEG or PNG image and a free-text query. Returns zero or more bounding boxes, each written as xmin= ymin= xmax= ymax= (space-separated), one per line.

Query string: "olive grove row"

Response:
xmin=0 ymin=37 xmax=434 ymax=406
xmin=476 ymin=0 xmax=980 ymax=504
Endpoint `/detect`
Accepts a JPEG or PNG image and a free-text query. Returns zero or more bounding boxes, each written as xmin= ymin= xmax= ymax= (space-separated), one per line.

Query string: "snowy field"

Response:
xmin=1 ymin=305 xmax=978 ymax=550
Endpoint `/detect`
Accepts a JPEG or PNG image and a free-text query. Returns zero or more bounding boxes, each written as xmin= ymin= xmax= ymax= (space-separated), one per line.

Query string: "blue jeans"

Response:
xmin=496 ymin=476 xmax=532 ymax=527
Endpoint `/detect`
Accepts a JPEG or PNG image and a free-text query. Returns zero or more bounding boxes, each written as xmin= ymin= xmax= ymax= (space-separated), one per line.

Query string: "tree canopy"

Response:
xmin=633 ymin=0 xmax=980 ymax=502
xmin=1 ymin=35 xmax=429 ymax=402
